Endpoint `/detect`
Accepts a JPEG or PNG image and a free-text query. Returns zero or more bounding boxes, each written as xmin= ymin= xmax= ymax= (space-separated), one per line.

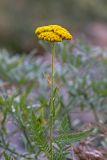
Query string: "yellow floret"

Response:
xmin=35 ymin=25 xmax=72 ymax=42
xmin=38 ymin=31 xmax=62 ymax=42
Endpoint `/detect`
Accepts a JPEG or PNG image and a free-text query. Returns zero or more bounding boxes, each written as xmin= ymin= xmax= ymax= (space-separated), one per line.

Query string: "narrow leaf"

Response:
xmin=55 ymin=128 xmax=93 ymax=145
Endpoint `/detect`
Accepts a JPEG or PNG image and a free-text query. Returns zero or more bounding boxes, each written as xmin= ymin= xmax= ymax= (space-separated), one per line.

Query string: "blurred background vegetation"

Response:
xmin=0 ymin=0 xmax=107 ymax=51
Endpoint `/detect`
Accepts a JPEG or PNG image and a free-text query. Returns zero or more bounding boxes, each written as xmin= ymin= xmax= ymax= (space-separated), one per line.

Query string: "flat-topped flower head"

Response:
xmin=35 ymin=25 xmax=72 ymax=42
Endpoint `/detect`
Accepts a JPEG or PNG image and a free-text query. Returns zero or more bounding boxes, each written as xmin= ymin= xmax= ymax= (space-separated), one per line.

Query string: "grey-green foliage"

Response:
xmin=0 ymin=49 xmax=47 ymax=84
xmin=57 ymin=40 xmax=107 ymax=114
xmin=0 ymin=93 xmax=49 ymax=159
xmin=1 ymin=41 xmax=106 ymax=159
xmin=0 ymin=88 xmax=92 ymax=160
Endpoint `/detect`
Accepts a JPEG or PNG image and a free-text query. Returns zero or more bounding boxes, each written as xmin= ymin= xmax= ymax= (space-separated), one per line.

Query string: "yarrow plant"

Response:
xmin=35 ymin=24 xmax=72 ymax=160
xmin=35 ymin=25 xmax=92 ymax=160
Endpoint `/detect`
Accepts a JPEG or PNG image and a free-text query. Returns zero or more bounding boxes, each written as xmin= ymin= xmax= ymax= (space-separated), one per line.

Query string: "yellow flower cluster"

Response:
xmin=35 ymin=25 xmax=72 ymax=42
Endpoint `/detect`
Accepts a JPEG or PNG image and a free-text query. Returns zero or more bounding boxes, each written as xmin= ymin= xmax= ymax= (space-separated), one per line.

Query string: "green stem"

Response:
xmin=50 ymin=43 xmax=55 ymax=160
